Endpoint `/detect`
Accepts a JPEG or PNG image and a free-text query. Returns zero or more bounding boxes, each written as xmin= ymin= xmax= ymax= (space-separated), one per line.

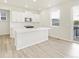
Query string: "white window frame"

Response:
xmin=50 ymin=9 xmax=60 ymax=27
xmin=73 ymin=6 xmax=79 ymax=21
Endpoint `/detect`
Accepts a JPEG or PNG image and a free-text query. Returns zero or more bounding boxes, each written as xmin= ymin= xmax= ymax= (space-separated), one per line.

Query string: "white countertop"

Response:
xmin=13 ymin=27 xmax=50 ymax=33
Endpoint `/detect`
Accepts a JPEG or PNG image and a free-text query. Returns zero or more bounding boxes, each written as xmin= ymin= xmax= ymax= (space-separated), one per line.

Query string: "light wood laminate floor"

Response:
xmin=0 ymin=35 xmax=79 ymax=58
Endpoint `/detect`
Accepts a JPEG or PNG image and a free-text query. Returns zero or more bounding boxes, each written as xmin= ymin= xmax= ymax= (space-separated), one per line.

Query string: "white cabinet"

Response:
xmin=25 ymin=11 xmax=40 ymax=22
xmin=11 ymin=10 xmax=40 ymax=22
xmin=11 ymin=11 xmax=25 ymax=22
xmin=25 ymin=11 xmax=31 ymax=18
xmin=32 ymin=14 xmax=40 ymax=22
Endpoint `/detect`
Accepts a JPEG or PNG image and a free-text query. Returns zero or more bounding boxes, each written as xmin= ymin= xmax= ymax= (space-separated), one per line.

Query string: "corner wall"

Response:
xmin=39 ymin=1 xmax=75 ymax=41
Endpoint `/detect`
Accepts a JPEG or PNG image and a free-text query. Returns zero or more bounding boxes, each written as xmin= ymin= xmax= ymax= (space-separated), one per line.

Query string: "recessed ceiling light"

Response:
xmin=33 ymin=0 xmax=37 ymax=2
xmin=4 ymin=0 xmax=8 ymax=3
xmin=48 ymin=4 xmax=51 ymax=7
xmin=25 ymin=5 xmax=28 ymax=8
xmin=38 ymin=8 xmax=41 ymax=10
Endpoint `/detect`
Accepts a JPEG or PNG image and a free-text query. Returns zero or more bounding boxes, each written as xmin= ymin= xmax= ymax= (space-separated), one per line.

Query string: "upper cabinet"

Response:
xmin=11 ymin=10 xmax=40 ymax=22
xmin=32 ymin=14 xmax=40 ymax=22
xmin=11 ymin=11 xmax=25 ymax=22
xmin=25 ymin=11 xmax=40 ymax=22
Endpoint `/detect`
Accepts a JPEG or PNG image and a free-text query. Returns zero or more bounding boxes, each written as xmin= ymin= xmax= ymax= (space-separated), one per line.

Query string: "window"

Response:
xmin=50 ymin=9 xmax=60 ymax=26
xmin=0 ymin=9 xmax=9 ymax=21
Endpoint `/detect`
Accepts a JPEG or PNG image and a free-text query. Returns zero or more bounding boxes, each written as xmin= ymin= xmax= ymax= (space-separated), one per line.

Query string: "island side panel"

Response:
xmin=15 ymin=30 xmax=48 ymax=50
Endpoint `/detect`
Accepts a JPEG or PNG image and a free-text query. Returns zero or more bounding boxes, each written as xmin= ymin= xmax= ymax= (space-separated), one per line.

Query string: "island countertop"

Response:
xmin=13 ymin=27 xmax=50 ymax=33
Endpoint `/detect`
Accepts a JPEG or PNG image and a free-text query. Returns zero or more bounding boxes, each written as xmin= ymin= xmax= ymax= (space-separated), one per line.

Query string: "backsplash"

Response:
xmin=10 ymin=22 xmax=40 ymax=29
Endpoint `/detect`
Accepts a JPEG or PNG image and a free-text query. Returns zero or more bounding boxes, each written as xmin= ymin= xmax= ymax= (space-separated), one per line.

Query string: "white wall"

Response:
xmin=11 ymin=22 xmax=40 ymax=29
xmin=0 ymin=21 xmax=10 ymax=35
xmin=39 ymin=1 xmax=78 ymax=41
xmin=39 ymin=9 xmax=50 ymax=27
xmin=58 ymin=2 xmax=73 ymax=41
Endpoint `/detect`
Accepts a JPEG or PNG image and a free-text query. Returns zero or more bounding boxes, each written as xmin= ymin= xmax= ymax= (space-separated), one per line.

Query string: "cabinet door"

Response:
xmin=25 ymin=11 xmax=32 ymax=18
xmin=32 ymin=14 xmax=40 ymax=22
xmin=11 ymin=11 xmax=25 ymax=22
xmin=17 ymin=12 xmax=25 ymax=22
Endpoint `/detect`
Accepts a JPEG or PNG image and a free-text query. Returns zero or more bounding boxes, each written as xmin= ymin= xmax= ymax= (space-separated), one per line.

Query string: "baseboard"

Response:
xmin=0 ymin=34 xmax=10 ymax=36
xmin=49 ymin=36 xmax=79 ymax=44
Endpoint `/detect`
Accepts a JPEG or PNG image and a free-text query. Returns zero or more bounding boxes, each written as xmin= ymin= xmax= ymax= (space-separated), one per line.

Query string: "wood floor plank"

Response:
xmin=0 ymin=35 xmax=79 ymax=58
xmin=37 ymin=41 xmax=64 ymax=58
xmin=29 ymin=45 xmax=51 ymax=58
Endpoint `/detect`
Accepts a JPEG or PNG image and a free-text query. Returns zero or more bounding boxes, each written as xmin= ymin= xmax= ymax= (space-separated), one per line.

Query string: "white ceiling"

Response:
xmin=0 ymin=0 xmax=71 ymax=11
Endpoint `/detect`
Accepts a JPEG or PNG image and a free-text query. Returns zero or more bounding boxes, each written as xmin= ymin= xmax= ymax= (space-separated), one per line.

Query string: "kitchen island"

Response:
xmin=14 ymin=27 xmax=50 ymax=50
